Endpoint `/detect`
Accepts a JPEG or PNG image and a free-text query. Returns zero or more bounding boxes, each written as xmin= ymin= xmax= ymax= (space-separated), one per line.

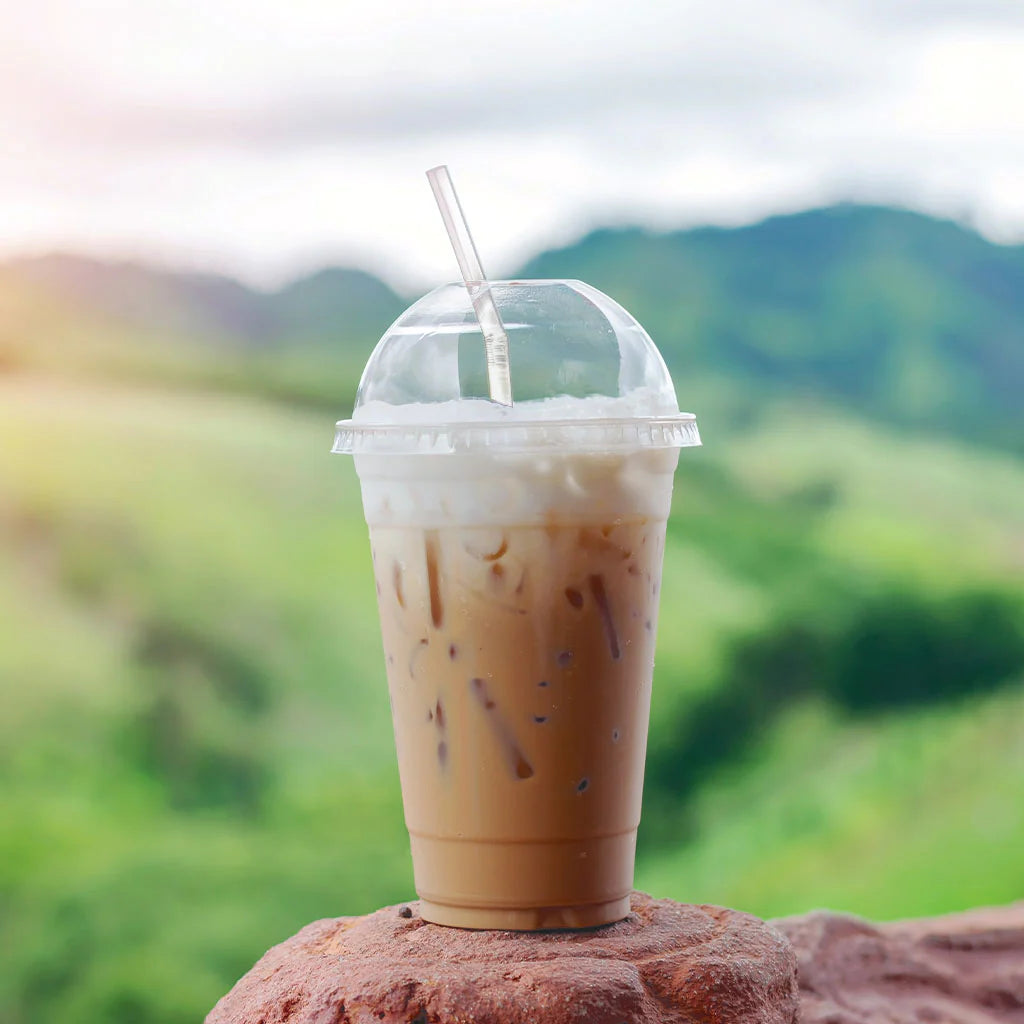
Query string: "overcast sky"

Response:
xmin=3 ymin=0 xmax=1024 ymax=288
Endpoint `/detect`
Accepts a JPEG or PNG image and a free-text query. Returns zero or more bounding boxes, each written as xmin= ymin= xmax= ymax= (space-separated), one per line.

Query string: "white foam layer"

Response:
xmin=352 ymin=387 xmax=681 ymax=426
xmin=347 ymin=390 xmax=693 ymax=527
xmin=354 ymin=447 xmax=680 ymax=528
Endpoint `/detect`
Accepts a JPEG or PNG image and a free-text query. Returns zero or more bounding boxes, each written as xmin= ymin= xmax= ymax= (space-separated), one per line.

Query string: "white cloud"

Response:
xmin=1 ymin=0 xmax=1023 ymax=286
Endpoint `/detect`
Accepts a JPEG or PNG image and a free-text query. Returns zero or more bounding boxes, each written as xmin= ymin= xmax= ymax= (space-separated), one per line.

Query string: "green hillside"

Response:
xmin=0 ymin=257 xmax=402 ymax=412
xmin=4 ymin=205 xmax=1023 ymax=446
xmin=1 ymin=372 xmax=1022 ymax=1024
xmin=521 ymin=206 xmax=1024 ymax=451
xmin=1 ymin=205 xmax=1022 ymax=1024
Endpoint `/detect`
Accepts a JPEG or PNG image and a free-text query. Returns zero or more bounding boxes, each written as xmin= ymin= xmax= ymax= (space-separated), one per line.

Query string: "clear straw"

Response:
xmin=426 ymin=165 xmax=513 ymax=406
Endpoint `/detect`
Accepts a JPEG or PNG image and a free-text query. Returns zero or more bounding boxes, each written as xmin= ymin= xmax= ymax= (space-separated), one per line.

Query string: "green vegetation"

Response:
xmin=0 ymin=206 xmax=1021 ymax=1023
xmin=522 ymin=205 xmax=1024 ymax=452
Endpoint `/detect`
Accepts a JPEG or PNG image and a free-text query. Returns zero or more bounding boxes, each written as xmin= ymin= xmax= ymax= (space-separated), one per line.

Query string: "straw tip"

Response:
xmin=426 ymin=165 xmax=448 ymax=177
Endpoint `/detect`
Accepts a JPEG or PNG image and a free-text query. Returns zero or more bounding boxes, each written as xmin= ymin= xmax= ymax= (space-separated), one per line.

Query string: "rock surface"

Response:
xmin=206 ymin=892 xmax=799 ymax=1024
xmin=774 ymin=901 xmax=1024 ymax=1024
xmin=207 ymin=894 xmax=1024 ymax=1024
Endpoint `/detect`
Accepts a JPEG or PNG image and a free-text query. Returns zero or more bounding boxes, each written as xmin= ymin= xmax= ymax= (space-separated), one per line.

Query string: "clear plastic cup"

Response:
xmin=333 ymin=280 xmax=700 ymax=929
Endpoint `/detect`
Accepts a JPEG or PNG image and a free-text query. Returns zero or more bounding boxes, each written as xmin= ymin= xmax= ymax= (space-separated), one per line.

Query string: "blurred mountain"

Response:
xmin=520 ymin=205 xmax=1024 ymax=449
xmin=6 ymin=254 xmax=270 ymax=341
xmin=2 ymin=206 xmax=1021 ymax=445
xmin=272 ymin=268 xmax=405 ymax=346
xmin=2 ymin=254 xmax=405 ymax=348
xmin=0 ymin=255 xmax=406 ymax=410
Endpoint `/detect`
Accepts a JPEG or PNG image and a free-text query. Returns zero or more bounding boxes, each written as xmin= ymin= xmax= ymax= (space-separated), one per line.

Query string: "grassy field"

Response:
xmin=1 ymin=370 xmax=1022 ymax=1024
xmin=639 ymin=687 xmax=1024 ymax=919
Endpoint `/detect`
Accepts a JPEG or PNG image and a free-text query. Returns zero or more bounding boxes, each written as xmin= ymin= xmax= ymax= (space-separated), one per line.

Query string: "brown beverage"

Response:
xmin=359 ymin=445 xmax=677 ymax=929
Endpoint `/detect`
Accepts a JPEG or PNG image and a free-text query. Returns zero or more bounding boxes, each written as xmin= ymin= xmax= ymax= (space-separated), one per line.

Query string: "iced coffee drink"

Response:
xmin=334 ymin=280 xmax=700 ymax=929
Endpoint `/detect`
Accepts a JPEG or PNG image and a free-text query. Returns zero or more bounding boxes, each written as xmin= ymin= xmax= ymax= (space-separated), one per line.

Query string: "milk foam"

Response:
xmin=354 ymin=449 xmax=678 ymax=528
xmin=352 ymin=388 xmax=681 ymax=428
xmin=350 ymin=391 xmax=686 ymax=527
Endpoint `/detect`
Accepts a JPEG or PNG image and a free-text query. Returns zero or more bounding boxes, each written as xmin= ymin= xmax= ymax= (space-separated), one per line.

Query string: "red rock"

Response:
xmin=775 ymin=901 xmax=1024 ymax=1023
xmin=206 ymin=891 xmax=799 ymax=1024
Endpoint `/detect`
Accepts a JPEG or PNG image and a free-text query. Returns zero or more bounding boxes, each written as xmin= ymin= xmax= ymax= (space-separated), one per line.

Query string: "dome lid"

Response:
xmin=333 ymin=279 xmax=700 ymax=455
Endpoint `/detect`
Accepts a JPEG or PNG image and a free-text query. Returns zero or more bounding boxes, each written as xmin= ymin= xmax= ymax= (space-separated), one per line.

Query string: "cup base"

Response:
xmin=409 ymin=830 xmax=638 ymax=931
xmin=418 ymin=894 xmax=632 ymax=931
